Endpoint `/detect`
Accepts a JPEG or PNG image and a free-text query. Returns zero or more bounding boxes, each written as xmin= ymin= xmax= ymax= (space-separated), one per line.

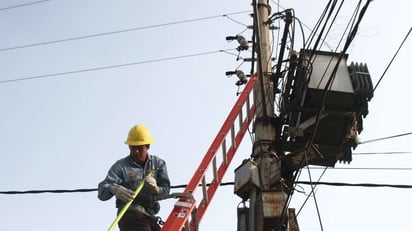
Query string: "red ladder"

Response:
xmin=161 ymin=75 xmax=258 ymax=231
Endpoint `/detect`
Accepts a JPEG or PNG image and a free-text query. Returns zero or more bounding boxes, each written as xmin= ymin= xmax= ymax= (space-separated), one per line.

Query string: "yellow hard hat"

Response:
xmin=124 ymin=124 xmax=155 ymax=146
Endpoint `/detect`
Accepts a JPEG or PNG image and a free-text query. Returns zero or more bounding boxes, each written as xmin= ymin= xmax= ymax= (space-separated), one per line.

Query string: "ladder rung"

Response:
xmin=222 ymin=139 xmax=228 ymax=165
xmin=231 ymin=125 xmax=236 ymax=149
xmin=212 ymin=157 xmax=218 ymax=182
xmin=246 ymin=97 xmax=251 ymax=119
xmin=201 ymin=177 xmax=208 ymax=203
xmin=239 ymin=109 xmax=244 ymax=131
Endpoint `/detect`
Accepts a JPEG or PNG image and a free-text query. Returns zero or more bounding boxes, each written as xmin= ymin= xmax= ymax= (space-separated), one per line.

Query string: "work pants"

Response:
xmin=118 ymin=210 xmax=161 ymax=231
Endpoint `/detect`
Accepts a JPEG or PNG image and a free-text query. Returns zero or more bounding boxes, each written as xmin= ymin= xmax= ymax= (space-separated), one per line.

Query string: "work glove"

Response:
xmin=145 ymin=175 xmax=159 ymax=193
xmin=110 ymin=184 xmax=135 ymax=202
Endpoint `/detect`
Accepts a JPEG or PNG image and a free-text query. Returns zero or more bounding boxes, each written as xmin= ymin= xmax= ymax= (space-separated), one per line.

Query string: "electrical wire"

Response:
xmin=359 ymin=131 xmax=412 ymax=145
xmin=341 ymin=0 xmax=371 ymax=52
xmin=307 ymin=167 xmax=412 ymax=171
xmin=373 ymin=27 xmax=411 ymax=93
xmin=302 ymin=154 xmax=324 ymax=230
xmin=0 ymin=11 xmax=250 ymax=52
xmin=296 ymin=167 xmax=328 ymax=217
xmin=306 ymin=0 xmax=338 ymax=52
xmin=0 ymin=0 xmax=51 ymax=11
xmin=353 ymin=151 xmax=412 ymax=155
xmin=2 ymin=180 xmax=412 ymax=195
xmin=0 ymin=49 xmax=236 ymax=84
xmin=224 ymin=14 xmax=249 ymax=27
xmin=297 ymin=181 xmax=412 ymax=189
xmin=318 ymin=0 xmax=345 ymax=51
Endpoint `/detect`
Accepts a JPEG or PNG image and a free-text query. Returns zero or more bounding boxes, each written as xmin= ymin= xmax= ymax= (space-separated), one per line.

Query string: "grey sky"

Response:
xmin=1 ymin=0 xmax=411 ymax=230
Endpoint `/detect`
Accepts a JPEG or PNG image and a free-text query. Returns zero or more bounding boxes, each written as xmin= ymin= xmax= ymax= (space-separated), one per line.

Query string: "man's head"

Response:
xmin=124 ymin=124 xmax=154 ymax=164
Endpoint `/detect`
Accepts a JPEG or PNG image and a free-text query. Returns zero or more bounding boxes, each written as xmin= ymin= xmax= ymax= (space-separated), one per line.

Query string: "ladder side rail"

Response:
xmin=161 ymin=75 xmax=258 ymax=231
xmin=190 ymin=102 xmax=256 ymax=230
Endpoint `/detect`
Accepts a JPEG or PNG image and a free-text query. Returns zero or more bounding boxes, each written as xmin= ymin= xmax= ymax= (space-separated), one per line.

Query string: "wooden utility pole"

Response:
xmin=248 ymin=0 xmax=291 ymax=230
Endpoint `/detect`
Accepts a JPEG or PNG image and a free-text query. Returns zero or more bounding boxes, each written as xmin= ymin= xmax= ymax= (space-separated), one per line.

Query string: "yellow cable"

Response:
xmin=107 ymin=172 xmax=152 ymax=231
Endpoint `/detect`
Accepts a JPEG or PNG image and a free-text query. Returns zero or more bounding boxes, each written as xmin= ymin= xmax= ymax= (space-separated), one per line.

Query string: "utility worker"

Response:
xmin=98 ymin=124 xmax=170 ymax=231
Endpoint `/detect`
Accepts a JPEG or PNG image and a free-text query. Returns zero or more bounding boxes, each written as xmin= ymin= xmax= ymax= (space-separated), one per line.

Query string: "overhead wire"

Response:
xmin=0 ymin=11 xmax=250 ymax=52
xmin=304 ymin=1 xmax=328 ymax=50
xmin=358 ymin=131 xmax=412 ymax=145
xmin=373 ymin=27 xmax=411 ymax=93
xmin=224 ymin=14 xmax=249 ymax=27
xmin=297 ymin=181 xmax=412 ymax=189
xmin=0 ymin=0 xmax=51 ymax=11
xmin=353 ymin=151 xmax=412 ymax=155
xmin=307 ymin=167 xmax=412 ymax=171
xmin=305 ymin=0 xmax=336 ymax=51
xmin=318 ymin=0 xmax=345 ymax=51
xmin=0 ymin=49 xmax=237 ymax=84
xmin=2 ymin=180 xmax=412 ymax=195
xmin=302 ymin=153 xmax=324 ymax=230
xmin=296 ymin=167 xmax=328 ymax=217
xmin=315 ymin=1 xmax=360 ymax=89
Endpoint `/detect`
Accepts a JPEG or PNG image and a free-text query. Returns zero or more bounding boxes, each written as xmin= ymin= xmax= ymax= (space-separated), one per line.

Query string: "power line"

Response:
xmin=0 ymin=0 xmax=51 ymax=11
xmin=0 ymin=49 xmax=235 ymax=84
xmin=0 ymin=188 xmax=96 ymax=194
xmin=306 ymin=167 xmax=412 ymax=171
xmin=359 ymin=131 xmax=412 ymax=145
xmin=297 ymin=181 xmax=412 ymax=189
xmin=0 ymin=11 xmax=250 ymax=52
xmin=2 ymin=181 xmax=411 ymax=195
xmin=353 ymin=151 xmax=412 ymax=155
xmin=373 ymin=27 xmax=411 ymax=92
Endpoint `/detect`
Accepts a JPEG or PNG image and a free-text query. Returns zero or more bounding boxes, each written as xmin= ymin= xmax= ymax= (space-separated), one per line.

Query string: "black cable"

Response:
xmin=224 ymin=14 xmax=249 ymax=27
xmin=343 ymin=0 xmax=372 ymax=51
xmin=296 ymin=167 xmax=328 ymax=217
xmin=305 ymin=153 xmax=324 ymax=230
xmin=319 ymin=0 xmax=345 ymax=51
xmin=0 ymin=11 xmax=250 ymax=52
xmin=3 ymin=180 xmax=412 ymax=195
xmin=353 ymin=151 xmax=412 ymax=155
xmin=297 ymin=181 xmax=412 ymax=189
xmin=0 ymin=49 xmax=236 ymax=84
xmin=309 ymin=0 xmax=338 ymax=53
xmin=305 ymin=0 xmax=330 ymax=50
xmin=0 ymin=188 xmax=96 ymax=194
xmin=359 ymin=132 xmax=412 ymax=145
xmin=307 ymin=167 xmax=412 ymax=171
xmin=373 ymin=27 xmax=411 ymax=93
xmin=0 ymin=0 xmax=51 ymax=11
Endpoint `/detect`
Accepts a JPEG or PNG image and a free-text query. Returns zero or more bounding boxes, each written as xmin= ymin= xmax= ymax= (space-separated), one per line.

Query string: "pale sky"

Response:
xmin=1 ymin=0 xmax=411 ymax=230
